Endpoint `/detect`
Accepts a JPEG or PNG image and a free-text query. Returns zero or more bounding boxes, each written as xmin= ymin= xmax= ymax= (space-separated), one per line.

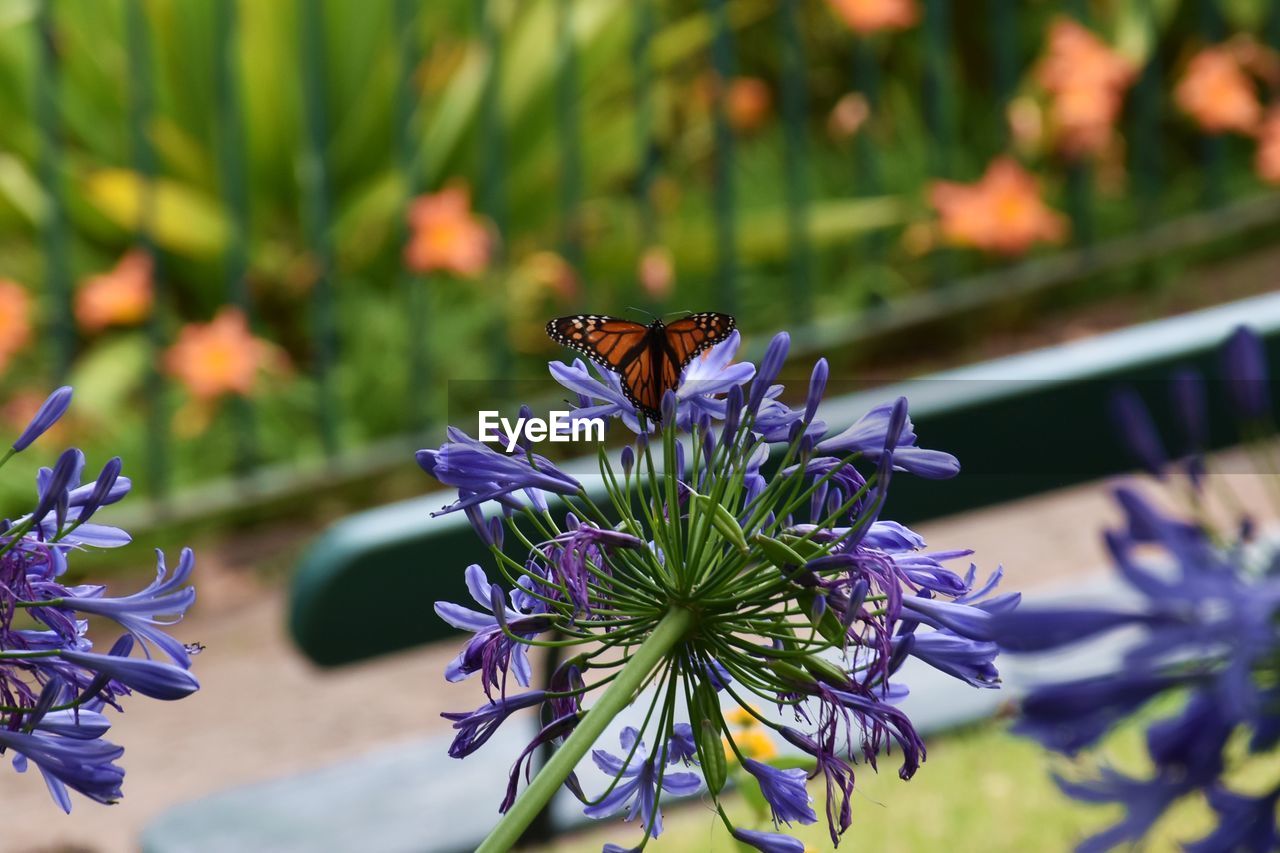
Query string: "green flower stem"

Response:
xmin=476 ymin=606 xmax=695 ymax=853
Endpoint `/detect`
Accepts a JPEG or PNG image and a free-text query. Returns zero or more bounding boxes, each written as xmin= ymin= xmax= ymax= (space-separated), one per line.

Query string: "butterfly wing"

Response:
xmin=661 ymin=312 xmax=736 ymax=370
xmin=545 ymin=315 xmax=651 ymax=370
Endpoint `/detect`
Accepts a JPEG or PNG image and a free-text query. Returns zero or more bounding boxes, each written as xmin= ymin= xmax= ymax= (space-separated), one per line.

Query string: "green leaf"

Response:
xmin=66 ymin=334 xmax=150 ymax=424
xmin=0 ymin=153 xmax=46 ymax=225
xmin=1220 ymin=0 xmax=1269 ymax=30
xmin=0 ymin=0 xmax=36 ymax=32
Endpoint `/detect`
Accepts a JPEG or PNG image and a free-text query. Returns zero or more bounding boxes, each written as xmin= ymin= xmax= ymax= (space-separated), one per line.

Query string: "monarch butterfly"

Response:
xmin=546 ymin=313 xmax=737 ymax=421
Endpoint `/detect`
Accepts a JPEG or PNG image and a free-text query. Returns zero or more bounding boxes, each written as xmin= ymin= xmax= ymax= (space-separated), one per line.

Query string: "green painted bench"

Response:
xmin=143 ymin=292 xmax=1280 ymax=852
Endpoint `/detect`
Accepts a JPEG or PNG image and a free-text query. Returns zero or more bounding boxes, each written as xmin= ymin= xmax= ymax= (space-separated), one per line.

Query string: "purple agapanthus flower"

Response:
xmin=434 ymin=564 xmax=549 ymax=698
xmin=428 ymin=326 xmax=1012 ymax=851
xmin=992 ymin=324 xmax=1280 ymax=852
xmin=60 ymin=636 xmax=198 ymax=701
xmin=12 ymin=386 xmax=73 ymax=452
xmin=1110 ymin=388 xmax=1168 ymax=477
xmin=741 ymin=757 xmax=817 ymax=826
xmin=59 ymin=548 xmax=196 ymax=667
xmin=0 ymin=387 xmax=200 ymax=812
xmin=0 ymin=727 xmax=125 ymax=812
xmin=780 ymin=725 xmax=855 ymax=844
xmin=732 ymin=826 xmax=807 ymax=853
xmin=442 ymin=690 xmax=548 ymax=758
xmin=1184 ymin=787 xmax=1280 ymax=853
xmin=899 ymin=592 xmax=998 ymax=641
xmin=538 ymin=523 xmax=645 ymax=617
xmin=1055 ymin=767 xmax=1192 ymax=853
xmin=665 ymin=722 xmax=697 ymax=765
xmin=815 ymin=399 xmax=960 ymax=479
xmin=673 ymin=330 xmax=755 ymax=428
xmin=583 ymin=727 xmax=702 ymax=837
xmin=1220 ymin=325 xmax=1271 ymax=421
xmin=417 ymin=427 xmax=582 ymax=515
xmin=900 ymin=630 xmax=1000 ymax=688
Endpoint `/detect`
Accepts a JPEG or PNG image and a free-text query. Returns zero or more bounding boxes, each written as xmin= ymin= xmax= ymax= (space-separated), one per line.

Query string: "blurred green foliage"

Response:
xmin=0 ymin=0 xmax=1272 ymax=507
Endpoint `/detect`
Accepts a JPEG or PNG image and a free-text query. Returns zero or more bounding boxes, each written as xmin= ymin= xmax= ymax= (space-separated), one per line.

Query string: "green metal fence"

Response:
xmin=9 ymin=0 xmax=1280 ymax=520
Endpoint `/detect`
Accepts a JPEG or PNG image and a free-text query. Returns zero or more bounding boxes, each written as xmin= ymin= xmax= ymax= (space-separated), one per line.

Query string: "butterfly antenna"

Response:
xmin=662 ymin=310 xmax=690 ymax=320
xmin=625 ymin=306 xmax=657 ymax=321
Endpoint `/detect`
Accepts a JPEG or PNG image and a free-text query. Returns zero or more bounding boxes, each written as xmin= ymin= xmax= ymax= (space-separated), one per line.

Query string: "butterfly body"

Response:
xmin=546 ymin=312 xmax=736 ymax=421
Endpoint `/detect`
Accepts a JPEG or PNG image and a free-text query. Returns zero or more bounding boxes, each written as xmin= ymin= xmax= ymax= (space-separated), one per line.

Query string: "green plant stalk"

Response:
xmin=476 ymin=606 xmax=694 ymax=853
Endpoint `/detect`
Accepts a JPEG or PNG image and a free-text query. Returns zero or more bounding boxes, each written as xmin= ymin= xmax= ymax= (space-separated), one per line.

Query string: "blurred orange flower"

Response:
xmin=404 ymin=183 xmax=491 ymax=278
xmin=75 ymin=249 xmax=153 ymax=333
xmin=1257 ymin=109 xmax=1280 ymax=183
xmin=1035 ymin=18 xmax=1136 ymax=157
xmin=929 ymin=157 xmax=1068 ymax=256
xmin=826 ymin=0 xmax=919 ymax=34
xmin=0 ymin=280 xmax=32 ymax=374
xmin=1175 ymin=46 xmax=1261 ymax=134
xmin=725 ymin=77 xmax=772 ymax=134
xmin=164 ymin=307 xmax=286 ymax=401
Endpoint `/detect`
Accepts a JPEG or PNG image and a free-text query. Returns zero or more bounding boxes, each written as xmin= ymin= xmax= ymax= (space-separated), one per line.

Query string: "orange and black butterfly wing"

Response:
xmin=546 ymin=315 xmax=651 ymax=371
xmin=546 ymin=315 xmax=663 ymax=419
xmin=661 ymin=312 xmax=736 ymax=370
xmin=619 ymin=344 xmax=666 ymax=420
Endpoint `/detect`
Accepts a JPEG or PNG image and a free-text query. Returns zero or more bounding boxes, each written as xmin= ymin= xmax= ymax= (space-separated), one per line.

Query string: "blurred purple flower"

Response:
xmin=1220 ymin=325 xmax=1271 ymax=421
xmin=1109 ymin=388 xmax=1167 ymax=477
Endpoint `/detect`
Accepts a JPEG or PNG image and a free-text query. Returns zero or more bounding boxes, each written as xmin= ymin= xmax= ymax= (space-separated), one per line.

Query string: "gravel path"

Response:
xmin=2 ymin=466 xmax=1256 ymax=853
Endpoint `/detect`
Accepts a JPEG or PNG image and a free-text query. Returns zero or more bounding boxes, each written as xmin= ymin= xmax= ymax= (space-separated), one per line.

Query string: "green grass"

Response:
xmin=532 ymin=720 xmax=1220 ymax=852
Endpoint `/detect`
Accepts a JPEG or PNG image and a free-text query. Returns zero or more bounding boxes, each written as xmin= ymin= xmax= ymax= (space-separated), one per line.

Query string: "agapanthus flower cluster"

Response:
xmin=992 ymin=325 xmax=1280 ymax=853
xmin=424 ymin=329 xmax=1017 ymax=851
xmin=0 ymin=387 xmax=199 ymax=812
